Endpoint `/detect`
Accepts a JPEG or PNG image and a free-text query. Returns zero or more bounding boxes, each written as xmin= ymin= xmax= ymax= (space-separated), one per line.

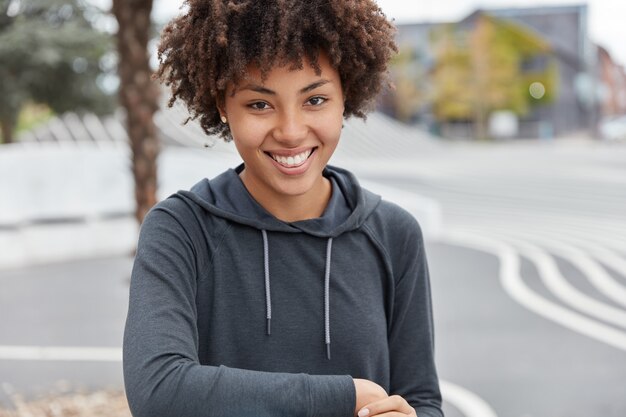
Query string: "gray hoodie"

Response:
xmin=123 ymin=164 xmax=442 ymax=417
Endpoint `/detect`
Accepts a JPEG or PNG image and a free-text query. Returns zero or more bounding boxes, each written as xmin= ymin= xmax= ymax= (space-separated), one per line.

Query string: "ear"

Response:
xmin=216 ymin=92 xmax=227 ymax=119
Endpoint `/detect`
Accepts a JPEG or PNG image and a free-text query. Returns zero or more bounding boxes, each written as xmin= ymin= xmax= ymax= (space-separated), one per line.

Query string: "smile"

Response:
xmin=265 ymin=148 xmax=315 ymax=168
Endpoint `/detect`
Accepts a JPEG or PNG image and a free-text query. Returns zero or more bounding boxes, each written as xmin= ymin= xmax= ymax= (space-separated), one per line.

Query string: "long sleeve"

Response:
xmin=384 ymin=208 xmax=443 ymax=417
xmin=122 ymin=204 xmax=356 ymax=417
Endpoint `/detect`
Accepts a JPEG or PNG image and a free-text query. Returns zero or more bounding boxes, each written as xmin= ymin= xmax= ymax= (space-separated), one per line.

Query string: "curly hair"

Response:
xmin=155 ymin=0 xmax=397 ymax=141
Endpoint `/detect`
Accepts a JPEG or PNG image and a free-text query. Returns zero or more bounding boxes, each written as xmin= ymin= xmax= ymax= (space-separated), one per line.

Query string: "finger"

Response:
xmin=364 ymin=413 xmax=409 ymax=417
xmin=357 ymin=395 xmax=414 ymax=416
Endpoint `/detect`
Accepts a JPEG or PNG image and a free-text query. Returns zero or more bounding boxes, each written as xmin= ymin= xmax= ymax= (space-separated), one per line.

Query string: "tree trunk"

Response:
xmin=112 ymin=0 xmax=160 ymax=225
xmin=0 ymin=117 xmax=14 ymax=144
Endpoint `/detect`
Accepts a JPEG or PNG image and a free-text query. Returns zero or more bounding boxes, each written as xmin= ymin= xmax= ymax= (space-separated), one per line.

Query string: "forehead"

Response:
xmin=232 ymin=52 xmax=341 ymax=90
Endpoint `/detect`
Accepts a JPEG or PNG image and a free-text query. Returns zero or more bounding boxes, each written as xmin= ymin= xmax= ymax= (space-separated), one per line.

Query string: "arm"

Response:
xmin=123 ymin=204 xmax=355 ymax=417
xmin=385 ymin=215 xmax=443 ymax=417
xmin=358 ymin=208 xmax=443 ymax=417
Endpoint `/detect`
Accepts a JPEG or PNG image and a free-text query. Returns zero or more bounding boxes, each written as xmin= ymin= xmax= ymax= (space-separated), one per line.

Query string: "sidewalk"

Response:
xmin=0 ymin=141 xmax=441 ymax=270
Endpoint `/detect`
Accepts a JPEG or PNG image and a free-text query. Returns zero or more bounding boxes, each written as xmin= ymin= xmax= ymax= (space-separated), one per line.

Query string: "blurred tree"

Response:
xmin=112 ymin=0 xmax=159 ymax=225
xmin=430 ymin=25 xmax=474 ymax=123
xmin=431 ymin=14 xmax=557 ymax=139
xmin=0 ymin=0 xmax=113 ymax=144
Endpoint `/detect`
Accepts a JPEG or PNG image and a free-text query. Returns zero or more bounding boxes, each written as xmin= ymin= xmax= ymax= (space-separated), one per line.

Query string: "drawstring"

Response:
xmin=262 ymin=230 xmax=272 ymax=335
xmin=324 ymin=238 xmax=333 ymax=360
xmin=261 ymin=230 xmax=334 ymax=360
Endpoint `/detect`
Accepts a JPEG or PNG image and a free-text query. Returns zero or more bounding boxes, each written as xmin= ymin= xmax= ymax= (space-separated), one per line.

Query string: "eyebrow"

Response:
xmin=240 ymin=79 xmax=331 ymax=95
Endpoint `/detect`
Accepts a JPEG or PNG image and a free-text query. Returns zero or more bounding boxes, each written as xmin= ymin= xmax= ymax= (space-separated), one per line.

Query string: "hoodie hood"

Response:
xmin=176 ymin=163 xmax=381 ymax=238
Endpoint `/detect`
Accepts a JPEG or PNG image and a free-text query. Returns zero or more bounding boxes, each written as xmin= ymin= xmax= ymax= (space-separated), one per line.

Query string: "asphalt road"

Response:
xmin=353 ymin=138 xmax=626 ymax=417
xmin=428 ymin=242 xmax=626 ymax=417
xmin=0 ymin=256 xmax=131 ymax=404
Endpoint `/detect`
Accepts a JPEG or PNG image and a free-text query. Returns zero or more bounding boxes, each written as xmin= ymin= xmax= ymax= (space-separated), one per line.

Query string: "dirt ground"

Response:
xmin=0 ymin=391 xmax=131 ymax=417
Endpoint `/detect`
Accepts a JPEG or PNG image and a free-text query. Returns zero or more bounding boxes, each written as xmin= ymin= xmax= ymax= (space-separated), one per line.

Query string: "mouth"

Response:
xmin=264 ymin=147 xmax=317 ymax=168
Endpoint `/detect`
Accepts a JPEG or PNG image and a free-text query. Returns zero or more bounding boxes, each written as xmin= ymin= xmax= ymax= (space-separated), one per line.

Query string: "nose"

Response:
xmin=272 ymin=109 xmax=308 ymax=145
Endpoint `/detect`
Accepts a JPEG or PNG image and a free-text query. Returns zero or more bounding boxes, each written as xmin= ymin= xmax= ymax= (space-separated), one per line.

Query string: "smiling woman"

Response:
xmin=223 ymin=53 xmax=344 ymax=222
xmin=123 ymin=2 xmax=443 ymax=417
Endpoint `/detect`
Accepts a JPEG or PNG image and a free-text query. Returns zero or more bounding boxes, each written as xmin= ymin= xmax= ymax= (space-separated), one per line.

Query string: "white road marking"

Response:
xmin=439 ymin=230 xmax=626 ymax=351
xmin=440 ymin=380 xmax=498 ymax=417
xmin=525 ymin=229 xmax=626 ymax=280
xmin=484 ymin=233 xmax=626 ymax=329
xmin=500 ymin=230 xmax=626 ymax=308
xmin=0 ymin=345 xmax=122 ymax=362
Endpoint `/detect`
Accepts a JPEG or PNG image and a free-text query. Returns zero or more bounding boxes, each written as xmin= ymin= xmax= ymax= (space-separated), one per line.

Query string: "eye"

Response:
xmin=306 ymin=96 xmax=327 ymax=106
xmin=249 ymin=101 xmax=271 ymax=111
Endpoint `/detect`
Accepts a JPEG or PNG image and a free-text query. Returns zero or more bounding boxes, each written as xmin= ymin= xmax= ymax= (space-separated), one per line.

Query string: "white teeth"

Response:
xmin=270 ymin=149 xmax=313 ymax=167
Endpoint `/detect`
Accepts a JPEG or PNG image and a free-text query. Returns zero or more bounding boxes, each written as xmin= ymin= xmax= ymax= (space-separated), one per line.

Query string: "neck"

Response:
xmin=240 ymin=171 xmax=332 ymax=223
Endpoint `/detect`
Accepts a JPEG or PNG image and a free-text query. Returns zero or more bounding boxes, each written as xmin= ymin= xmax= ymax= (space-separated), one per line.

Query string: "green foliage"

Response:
xmin=430 ymin=14 xmax=558 ymax=126
xmin=0 ymin=0 xmax=114 ymax=143
xmin=16 ymin=103 xmax=53 ymax=133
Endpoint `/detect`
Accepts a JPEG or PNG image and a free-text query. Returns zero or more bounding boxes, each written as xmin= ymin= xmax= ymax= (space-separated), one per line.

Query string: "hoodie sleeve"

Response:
xmin=382 ymin=204 xmax=443 ymax=417
xmin=123 ymin=203 xmax=356 ymax=417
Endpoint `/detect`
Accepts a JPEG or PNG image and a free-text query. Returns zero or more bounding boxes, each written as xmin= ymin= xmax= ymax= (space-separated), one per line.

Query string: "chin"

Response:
xmin=271 ymin=175 xmax=319 ymax=197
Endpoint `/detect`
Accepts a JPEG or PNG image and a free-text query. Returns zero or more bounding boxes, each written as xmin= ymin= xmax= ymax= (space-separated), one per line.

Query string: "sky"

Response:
xmin=94 ymin=0 xmax=626 ymax=67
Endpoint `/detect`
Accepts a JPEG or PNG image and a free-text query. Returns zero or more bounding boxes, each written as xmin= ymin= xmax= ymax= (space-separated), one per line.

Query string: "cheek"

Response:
xmin=229 ymin=117 xmax=268 ymax=148
xmin=317 ymin=113 xmax=344 ymax=145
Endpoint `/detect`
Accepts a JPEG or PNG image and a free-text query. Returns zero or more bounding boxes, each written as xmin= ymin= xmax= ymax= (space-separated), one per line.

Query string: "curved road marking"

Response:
xmin=439 ymin=230 xmax=626 ymax=351
xmin=488 ymin=234 xmax=626 ymax=329
xmin=528 ymin=229 xmax=626 ymax=281
xmin=503 ymin=230 xmax=626 ymax=308
xmin=440 ymin=380 xmax=498 ymax=417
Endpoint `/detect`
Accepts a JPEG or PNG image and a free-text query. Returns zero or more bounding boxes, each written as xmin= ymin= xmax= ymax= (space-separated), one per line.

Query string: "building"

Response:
xmin=598 ymin=46 xmax=626 ymax=116
xmin=389 ymin=4 xmax=609 ymax=139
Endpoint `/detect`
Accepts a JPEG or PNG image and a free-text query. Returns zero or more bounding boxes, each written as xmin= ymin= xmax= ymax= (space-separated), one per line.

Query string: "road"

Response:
xmin=350 ymin=138 xmax=626 ymax=417
xmin=1 ymin=129 xmax=626 ymax=416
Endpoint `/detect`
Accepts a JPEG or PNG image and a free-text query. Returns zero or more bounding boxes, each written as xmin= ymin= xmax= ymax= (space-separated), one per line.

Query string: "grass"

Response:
xmin=15 ymin=104 xmax=53 ymax=135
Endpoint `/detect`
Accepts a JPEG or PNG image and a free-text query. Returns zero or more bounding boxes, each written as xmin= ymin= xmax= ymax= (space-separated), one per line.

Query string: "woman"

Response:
xmin=123 ymin=1 xmax=443 ymax=416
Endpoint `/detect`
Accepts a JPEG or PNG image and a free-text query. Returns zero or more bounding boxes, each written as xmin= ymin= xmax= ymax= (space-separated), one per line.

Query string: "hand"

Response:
xmin=356 ymin=394 xmax=417 ymax=417
xmin=353 ymin=378 xmax=388 ymax=416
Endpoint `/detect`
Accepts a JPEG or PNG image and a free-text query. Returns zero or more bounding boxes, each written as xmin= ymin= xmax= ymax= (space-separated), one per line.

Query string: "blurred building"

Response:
xmin=597 ymin=46 xmax=626 ymax=116
xmin=385 ymin=4 xmax=617 ymax=139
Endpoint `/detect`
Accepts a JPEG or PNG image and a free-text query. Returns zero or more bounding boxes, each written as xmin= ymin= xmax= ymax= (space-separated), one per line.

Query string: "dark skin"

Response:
xmin=219 ymin=53 xmax=340 ymax=222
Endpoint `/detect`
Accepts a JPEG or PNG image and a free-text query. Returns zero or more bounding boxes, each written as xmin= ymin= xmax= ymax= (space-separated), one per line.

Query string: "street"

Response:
xmin=349 ymin=138 xmax=626 ymax=416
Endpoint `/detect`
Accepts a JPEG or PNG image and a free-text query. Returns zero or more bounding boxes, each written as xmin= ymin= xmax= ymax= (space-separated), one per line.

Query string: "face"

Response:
xmin=222 ymin=52 xmax=345 ymax=205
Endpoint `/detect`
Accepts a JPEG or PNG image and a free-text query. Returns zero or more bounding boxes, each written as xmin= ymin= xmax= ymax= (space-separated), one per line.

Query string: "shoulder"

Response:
xmin=142 ymin=194 xmax=197 ymax=232
xmin=140 ymin=191 xmax=219 ymax=252
xmin=365 ymin=197 xmax=424 ymax=245
xmin=345 ymin=178 xmax=431 ymax=286
xmin=361 ymin=197 xmax=426 ymax=280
